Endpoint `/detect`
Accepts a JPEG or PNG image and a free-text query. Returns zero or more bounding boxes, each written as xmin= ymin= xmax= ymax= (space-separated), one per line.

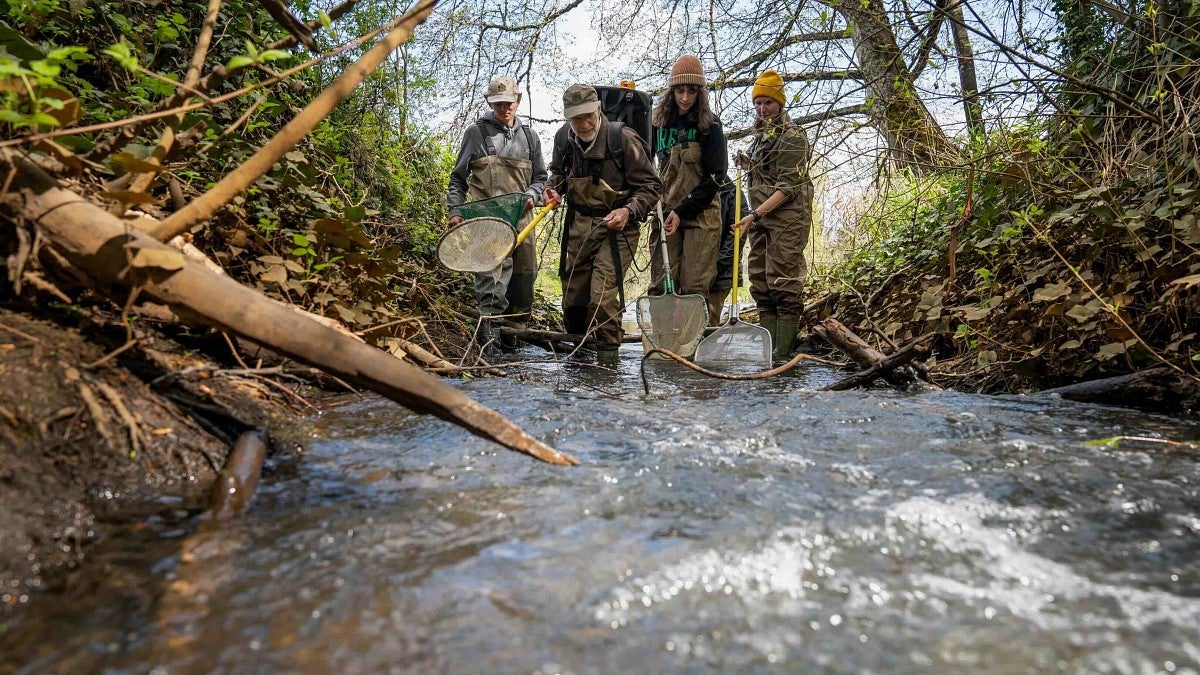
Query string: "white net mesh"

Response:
xmin=637 ymin=293 xmax=709 ymax=358
xmin=693 ymin=321 xmax=773 ymax=372
xmin=436 ymin=217 xmax=515 ymax=272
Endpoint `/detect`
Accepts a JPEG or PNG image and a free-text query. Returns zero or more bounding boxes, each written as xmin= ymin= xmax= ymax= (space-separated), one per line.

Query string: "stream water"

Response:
xmin=3 ymin=344 xmax=1199 ymax=672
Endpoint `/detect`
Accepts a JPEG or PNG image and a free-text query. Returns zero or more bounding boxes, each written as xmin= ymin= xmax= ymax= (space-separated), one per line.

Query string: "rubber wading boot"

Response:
xmin=774 ymin=317 xmax=800 ymax=362
xmin=596 ymin=346 xmax=620 ymax=369
xmin=506 ymin=273 xmax=536 ymax=320
xmin=477 ymin=321 xmax=501 ymax=360
xmin=500 ymin=324 xmax=520 ymax=352
xmin=758 ymin=311 xmax=779 ymax=347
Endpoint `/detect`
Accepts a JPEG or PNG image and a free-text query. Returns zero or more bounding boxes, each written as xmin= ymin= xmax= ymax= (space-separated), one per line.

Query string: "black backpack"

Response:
xmin=555 ymin=84 xmax=654 ymax=178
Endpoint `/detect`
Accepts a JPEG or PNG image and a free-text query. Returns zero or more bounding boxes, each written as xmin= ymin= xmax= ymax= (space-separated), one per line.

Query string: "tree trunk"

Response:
xmin=824 ymin=0 xmax=961 ymax=172
xmin=947 ymin=0 xmax=984 ymax=138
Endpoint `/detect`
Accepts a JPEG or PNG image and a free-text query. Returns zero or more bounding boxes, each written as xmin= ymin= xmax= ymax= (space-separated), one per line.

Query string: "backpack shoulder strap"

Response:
xmin=605 ymin=121 xmax=626 ymax=173
xmin=477 ymin=120 xmax=496 ymax=157
xmin=521 ymin=125 xmax=535 ymax=163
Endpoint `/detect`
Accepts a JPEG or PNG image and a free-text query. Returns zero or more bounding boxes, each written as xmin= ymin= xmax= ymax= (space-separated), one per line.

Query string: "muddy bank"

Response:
xmin=0 ymin=305 xmax=302 ymax=615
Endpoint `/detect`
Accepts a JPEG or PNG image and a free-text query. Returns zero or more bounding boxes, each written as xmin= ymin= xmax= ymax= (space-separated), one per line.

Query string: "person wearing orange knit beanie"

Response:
xmin=647 ymin=54 xmax=730 ymax=327
xmin=732 ymin=69 xmax=812 ymax=361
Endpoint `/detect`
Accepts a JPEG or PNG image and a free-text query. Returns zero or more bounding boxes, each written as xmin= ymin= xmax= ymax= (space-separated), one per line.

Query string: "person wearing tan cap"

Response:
xmin=447 ymin=75 xmax=547 ymax=357
xmin=544 ymin=84 xmax=662 ymax=368
xmin=732 ymin=69 xmax=813 ymax=361
xmin=647 ymin=54 xmax=730 ymax=326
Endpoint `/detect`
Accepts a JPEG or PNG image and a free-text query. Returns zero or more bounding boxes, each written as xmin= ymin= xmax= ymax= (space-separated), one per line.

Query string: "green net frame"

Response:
xmin=456 ymin=192 xmax=528 ymax=227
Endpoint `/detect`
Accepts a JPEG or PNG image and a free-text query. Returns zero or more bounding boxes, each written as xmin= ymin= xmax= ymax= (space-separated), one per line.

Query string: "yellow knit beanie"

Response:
xmin=751 ymin=69 xmax=786 ymax=106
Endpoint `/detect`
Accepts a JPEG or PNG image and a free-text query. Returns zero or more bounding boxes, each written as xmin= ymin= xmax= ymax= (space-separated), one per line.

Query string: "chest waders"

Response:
xmin=747 ymin=123 xmax=812 ymax=361
xmin=655 ymin=126 xmax=723 ymax=314
xmin=466 ymin=123 xmax=538 ymax=352
xmin=558 ymin=123 xmax=637 ymax=364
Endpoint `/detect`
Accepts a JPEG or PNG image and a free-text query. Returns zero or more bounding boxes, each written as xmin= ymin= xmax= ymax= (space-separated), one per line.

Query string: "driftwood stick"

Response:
xmin=151 ymin=0 xmax=438 ymax=241
xmin=389 ymin=335 xmax=457 ymax=370
xmin=822 ymin=335 xmax=932 ymax=391
xmin=1 ymin=148 xmax=577 ymax=466
xmin=208 ymin=428 xmax=268 ymax=519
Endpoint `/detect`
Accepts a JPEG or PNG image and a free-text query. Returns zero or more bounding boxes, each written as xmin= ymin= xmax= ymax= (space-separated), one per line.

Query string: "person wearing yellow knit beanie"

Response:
xmin=647 ymin=54 xmax=729 ymax=326
xmin=751 ymin=69 xmax=787 ymax=107
xmin=731 ymin=69 xmax=813 ymax=361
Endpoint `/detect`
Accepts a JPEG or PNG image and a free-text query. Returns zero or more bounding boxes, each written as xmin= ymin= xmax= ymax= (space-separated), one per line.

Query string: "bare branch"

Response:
xmin=257 ymin=0 xmax=318 ymax=52
xmin=728 ymin=104 xmax=869 ymax=139
xmin=908 ymin=0 xmax=948 ymax=79
xmin=463 ymin=0 xmax=585 ymax=32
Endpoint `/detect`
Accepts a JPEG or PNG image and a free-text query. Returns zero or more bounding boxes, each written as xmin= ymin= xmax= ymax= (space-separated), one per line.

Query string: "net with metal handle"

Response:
xmin=636 ymin=202 xmax=708 ymax=358
xmin=438 ymin=193 xmax=558 ymax=273
xmin=693 ymin=170 xmax=772 ymax=371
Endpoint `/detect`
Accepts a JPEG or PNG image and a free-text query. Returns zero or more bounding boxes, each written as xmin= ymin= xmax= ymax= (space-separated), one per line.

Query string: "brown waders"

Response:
xmin=466 ymin=154 xmax=538 ymax=353
xmin=648 ymin=142 xmax=723 ymax=324
xmin=746 ymin=119 xmax=813 ymax=361
xmin=561 ymin=176 xmax=638 ymax=367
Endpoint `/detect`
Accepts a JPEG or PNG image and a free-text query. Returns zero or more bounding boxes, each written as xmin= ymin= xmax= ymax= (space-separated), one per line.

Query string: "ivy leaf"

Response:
xmin=129 ymin=248 xmax=185 ymax=271
xmin=29 ymin=59 xmax=60 ymax=78
xmin=1169 ymin=273 xmax=1200 ymax=289
xmin=103 ymin=42 xmax=138 ymax=71
xmin=1065 ymin=300 xmax=1102 ymax=322
xmin=1033 ymin=281 xmax=1071 ymax=302
xmin=1095 ymin=340 xmax=1135 ymax=361
xmin=260 ymin=264 xmax=288 ymax=285
xmin=292 ymin=233 xmax=310 ymax=247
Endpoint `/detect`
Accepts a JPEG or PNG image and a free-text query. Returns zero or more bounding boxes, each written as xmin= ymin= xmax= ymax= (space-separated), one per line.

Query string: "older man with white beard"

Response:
xmin=544 ymin=84 xmax=661 ymax=368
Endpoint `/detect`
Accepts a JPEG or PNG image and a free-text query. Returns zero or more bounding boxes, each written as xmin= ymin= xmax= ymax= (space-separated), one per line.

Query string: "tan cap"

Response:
xmin=563 ymin=84 xmax=600 ymax=118
xmin=486 ymin=76 xmax=520 ymax=104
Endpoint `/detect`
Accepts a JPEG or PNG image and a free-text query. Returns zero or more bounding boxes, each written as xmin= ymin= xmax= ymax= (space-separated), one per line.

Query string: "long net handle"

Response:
xmin=655 ymin=201 xmax=675 ymax=294
xmin=514 ymin=197 xmax=559 ymax=248
xmin=731 ymin=170 xmax=743 ymax=323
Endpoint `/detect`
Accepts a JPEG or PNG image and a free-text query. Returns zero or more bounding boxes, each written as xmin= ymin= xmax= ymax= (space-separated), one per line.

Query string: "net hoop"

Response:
xmin=436 ymin=217 xmax=516 ymax=273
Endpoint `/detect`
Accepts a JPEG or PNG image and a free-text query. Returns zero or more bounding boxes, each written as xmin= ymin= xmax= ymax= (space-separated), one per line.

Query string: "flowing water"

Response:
xmin=3 ymin=345 xmax=1200 ymax=673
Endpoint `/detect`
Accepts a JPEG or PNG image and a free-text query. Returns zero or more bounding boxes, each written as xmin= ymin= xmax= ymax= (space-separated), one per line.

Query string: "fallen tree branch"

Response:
xmin=2 ymin=148 xmax=577 ymax=466
xmin=814 ymin=317 xmax=917 ymax=387
xmin=822 ymin=334 xmax=933 ymax=391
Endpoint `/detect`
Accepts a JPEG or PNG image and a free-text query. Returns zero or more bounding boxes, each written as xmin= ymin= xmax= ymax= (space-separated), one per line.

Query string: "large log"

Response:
xmin=1041 ymin=367 xmax=1200 ymax=414
xmin=1 ymin=150 xmax=576 ymax=465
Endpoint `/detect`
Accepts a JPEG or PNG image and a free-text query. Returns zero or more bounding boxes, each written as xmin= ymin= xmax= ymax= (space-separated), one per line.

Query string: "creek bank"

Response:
xmin=0 ymin=304 xmax=307 ymax=617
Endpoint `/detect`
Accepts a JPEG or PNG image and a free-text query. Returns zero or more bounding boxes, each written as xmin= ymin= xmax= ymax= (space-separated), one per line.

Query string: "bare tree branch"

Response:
xmin=257 ymin=0 xmax=318 ymax=52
